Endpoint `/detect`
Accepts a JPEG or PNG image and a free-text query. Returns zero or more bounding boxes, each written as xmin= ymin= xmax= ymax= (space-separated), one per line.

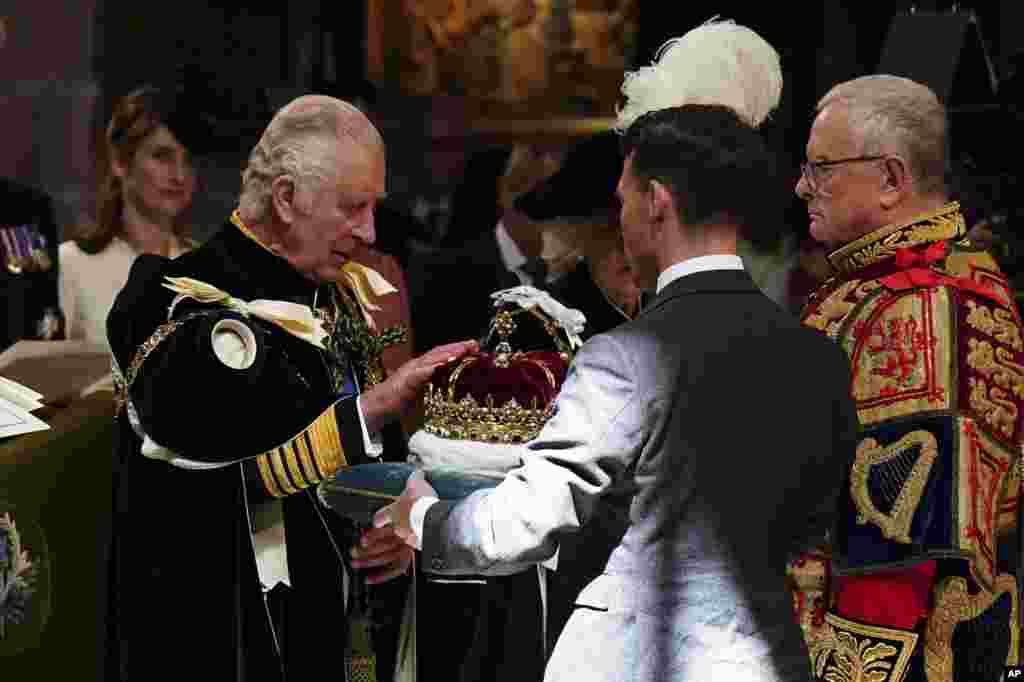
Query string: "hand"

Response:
xmin=359 ymin=339 xmax=478 ymax=432
xmin=372 ymin=470 xmax=438 ymax=550
xmin=350 ymin=524 xmax=415 ymax=585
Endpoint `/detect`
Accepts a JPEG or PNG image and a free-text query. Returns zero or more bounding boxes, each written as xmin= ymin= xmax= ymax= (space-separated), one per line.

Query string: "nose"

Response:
xmin=795 ymin=171 xmax=812 ymax=201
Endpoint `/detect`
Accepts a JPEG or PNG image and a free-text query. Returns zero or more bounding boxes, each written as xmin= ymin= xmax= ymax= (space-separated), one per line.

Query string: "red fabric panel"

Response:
xmin=834 ymin=560 xmax=937 ymax=629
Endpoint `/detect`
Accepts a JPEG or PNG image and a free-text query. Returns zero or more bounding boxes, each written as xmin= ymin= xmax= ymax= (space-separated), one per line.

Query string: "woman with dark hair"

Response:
xmin=59 ymin=85 xmax=202 ymax=347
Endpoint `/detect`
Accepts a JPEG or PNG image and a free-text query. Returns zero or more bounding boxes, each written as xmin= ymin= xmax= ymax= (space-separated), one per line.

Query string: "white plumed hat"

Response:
xmin=615 ymin=17 xmax=783 ymax=132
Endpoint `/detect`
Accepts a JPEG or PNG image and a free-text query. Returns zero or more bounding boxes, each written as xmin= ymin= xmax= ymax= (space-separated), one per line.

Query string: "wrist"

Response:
xmin=358 ymin=390 xmax=387 ymax=433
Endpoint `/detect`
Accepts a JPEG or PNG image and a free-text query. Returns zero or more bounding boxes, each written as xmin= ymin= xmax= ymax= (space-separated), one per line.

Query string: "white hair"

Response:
xmin=238 ymin=95 xmax=383 ymax=223
xmin=817 ymin=75 xmax=947 ymax=196
xmin=615 ymin=17 xmax=783 ymax=132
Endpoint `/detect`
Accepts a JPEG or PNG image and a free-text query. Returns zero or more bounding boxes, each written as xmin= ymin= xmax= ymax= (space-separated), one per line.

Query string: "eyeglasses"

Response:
xmin=800 ymin=155 xmax=887 ymax=194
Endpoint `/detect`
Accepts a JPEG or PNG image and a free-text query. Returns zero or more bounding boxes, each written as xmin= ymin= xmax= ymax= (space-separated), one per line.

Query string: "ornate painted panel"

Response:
xmin=367 ymin=0 xmax=638 ymax=118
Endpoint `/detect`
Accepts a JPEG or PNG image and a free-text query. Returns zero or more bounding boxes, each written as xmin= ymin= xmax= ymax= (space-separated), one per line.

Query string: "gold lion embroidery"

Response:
xmin=966 ymin=301 xmax=1024 ymax=351
xmin=808 ymin=613 xmax=918 ymax=682
xmin=969 ymin=376 xmax=1020 ymax=438
xmin=966 ymin=338 xmax=1024 ymax=400
xmin=851 ymin=431 xmax=938 ymax=543
xmin=853 ymin=311 xmax=932 ymax=402
xmin=805 ymin=280 xmax=861 ymax=333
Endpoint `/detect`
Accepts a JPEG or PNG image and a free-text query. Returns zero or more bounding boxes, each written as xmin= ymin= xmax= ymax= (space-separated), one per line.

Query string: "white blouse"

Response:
xmin=58 ymin=236 xmax=187 ymax=350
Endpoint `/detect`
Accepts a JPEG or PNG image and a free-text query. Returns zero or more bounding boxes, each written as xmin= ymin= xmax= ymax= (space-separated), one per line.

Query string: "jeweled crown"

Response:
xmin=422 ymin=287 xmax=584 ymax=443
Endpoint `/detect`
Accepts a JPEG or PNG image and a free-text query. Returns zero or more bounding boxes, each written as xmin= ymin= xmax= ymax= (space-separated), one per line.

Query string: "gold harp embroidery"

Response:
xmin=851 ymin=431 xmax=938 ymax=543
xmin=924 ymin=574 xmax=1021 ymax=681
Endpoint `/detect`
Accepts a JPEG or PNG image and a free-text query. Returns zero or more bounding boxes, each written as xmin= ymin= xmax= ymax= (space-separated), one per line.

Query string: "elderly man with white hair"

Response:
xmin=105 ymin=95 xmax=476 ymax=681
xmin=792 ymin=75 xmax=1023 ymax=682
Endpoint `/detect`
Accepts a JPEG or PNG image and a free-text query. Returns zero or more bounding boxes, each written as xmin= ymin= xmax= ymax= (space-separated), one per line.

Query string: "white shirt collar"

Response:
xmin=494 ymin=220 xmax=528 ymax=273
xmin=655 ymin=254 xmax=745 ymax=294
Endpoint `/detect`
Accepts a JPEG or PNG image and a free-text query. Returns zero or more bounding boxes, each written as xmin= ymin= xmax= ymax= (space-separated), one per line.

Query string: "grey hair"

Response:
xmin=238 ymin=95 xmax=383 ymax=223
xmin=817 ymin=75 xmax=947 ymax=196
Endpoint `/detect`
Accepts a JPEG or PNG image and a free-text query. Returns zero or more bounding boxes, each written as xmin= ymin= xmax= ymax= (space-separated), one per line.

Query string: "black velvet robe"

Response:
xmin=105 ymin=220 xmax=407 ymax=681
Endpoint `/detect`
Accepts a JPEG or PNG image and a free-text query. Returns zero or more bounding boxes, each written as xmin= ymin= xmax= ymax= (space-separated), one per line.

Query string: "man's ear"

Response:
xmin=649 ymin=179 xmax=673 ymax=226
xmin=270 ymin=175 xmax=297 ymax=226
xmin=879 ymin=156 xmax=911 ymax=209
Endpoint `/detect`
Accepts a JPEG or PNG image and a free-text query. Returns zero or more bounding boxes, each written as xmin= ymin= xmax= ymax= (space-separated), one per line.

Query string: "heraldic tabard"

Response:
xmin=790 ymin=202 xmax=1022 ymax=682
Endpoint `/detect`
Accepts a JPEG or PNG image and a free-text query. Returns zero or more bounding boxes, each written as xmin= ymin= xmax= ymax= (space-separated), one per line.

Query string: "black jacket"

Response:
xmin=0 ymin=178 xmax=61 ymax=350
xmin=106 ymin=220 xmax=406 ymax=681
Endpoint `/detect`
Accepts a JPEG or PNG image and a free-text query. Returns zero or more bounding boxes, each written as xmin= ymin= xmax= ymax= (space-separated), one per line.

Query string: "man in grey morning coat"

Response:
xmin=359 ymin=104 xmax=859 ymax=681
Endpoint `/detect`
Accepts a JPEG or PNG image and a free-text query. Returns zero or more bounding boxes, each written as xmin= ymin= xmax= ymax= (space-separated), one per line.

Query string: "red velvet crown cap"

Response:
xmin=423 ymin=350 xmax=570 ymax=443
xmin=432 ymin=350 xmax=568 ymax=408
xmin=422 ymin=290 xmax=582 ymax=443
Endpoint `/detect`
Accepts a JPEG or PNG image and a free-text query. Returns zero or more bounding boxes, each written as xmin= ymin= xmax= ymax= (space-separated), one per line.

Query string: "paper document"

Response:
xmin=0 ymin=373 xmax=49 ymax=437
xmin=0 ymin=375 xmax=44 ymax=411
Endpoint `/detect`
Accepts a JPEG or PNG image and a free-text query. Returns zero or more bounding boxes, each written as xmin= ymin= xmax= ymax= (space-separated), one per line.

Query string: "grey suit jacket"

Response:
xmin=423 ymin=269 xmax=858 ymax=681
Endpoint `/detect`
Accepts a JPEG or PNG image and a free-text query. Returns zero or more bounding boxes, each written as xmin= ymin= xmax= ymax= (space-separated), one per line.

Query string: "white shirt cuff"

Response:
xmin=495 ymin=220 xmax=528 ymax=273
xmin=356 ymin=396 xmax=384 ymax=458
xmin=410 ymin=496 xmax=440 ymax=551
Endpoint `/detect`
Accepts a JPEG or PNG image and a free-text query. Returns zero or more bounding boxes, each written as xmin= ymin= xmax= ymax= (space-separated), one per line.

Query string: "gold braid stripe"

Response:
xmin=253 ymin=405 xmax=347 ymax=498
xmin=256 ymin=454 xmax=285 ymax=499
xmin=294 ymin=433 xmax=321 ymax=485
xmin=269 ymin=449 xmax=299 ymax=495
xmin=310 ymin=405 xmax=347 ymax=477
xmin=283 ymin=442 xmax=309 ymax=490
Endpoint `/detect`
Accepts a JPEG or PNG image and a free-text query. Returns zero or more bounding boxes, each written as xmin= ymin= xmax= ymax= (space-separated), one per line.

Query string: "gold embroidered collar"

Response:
xmin=229 ymin=209 xmax=397 ymax=330
xmin=230 ymin=209 xmax=276 ymax=254
xmin=826 ymin=202 xmax=966 ymax=278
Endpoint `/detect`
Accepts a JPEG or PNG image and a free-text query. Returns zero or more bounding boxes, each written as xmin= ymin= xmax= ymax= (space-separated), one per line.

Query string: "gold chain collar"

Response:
xmin=826 ymin=201 xmax=966 ymax=278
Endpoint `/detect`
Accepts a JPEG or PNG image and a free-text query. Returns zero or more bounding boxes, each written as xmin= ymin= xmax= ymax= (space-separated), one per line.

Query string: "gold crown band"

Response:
xmin=423 ymin=384 xmax=554 ymax=443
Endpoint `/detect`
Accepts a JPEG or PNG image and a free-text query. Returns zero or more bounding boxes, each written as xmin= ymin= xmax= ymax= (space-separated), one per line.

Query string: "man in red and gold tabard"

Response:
xmin=790 ymin=74 xmax=1022 ymax=682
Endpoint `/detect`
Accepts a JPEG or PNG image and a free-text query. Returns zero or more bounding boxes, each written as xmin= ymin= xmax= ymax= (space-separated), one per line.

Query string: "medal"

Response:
xmin=30 ymin=228 xmax=52 ymax=271
xmin=14 ymin=225 xmax=37 ymax=272
xmin=0 ymin=228 xmax=23 ymax=274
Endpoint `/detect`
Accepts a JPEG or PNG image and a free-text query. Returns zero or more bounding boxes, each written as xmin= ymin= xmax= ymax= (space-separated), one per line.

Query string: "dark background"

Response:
xmin=2 ymin=0 xmax=1022 ymax=244
xmin=2 ymin=2 xmax=1023 ymax=679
